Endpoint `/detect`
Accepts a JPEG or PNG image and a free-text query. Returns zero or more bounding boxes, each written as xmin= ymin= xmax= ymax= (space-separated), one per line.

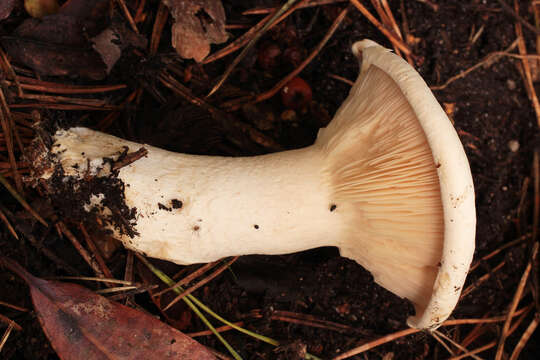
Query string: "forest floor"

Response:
xmin=0 ymin=0 xmax=539 ymax=359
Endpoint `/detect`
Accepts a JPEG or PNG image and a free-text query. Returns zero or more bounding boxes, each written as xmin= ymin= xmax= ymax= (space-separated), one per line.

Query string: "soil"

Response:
xmin=1 ymin=1 xmax=539 ymax=359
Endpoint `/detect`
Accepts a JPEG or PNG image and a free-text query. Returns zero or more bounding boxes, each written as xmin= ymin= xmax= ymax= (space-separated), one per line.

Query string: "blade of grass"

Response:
xmin=136 ymin=253 xmax=322 ymax=360
xmin=135 ymin=254 xmax=243 ymax=360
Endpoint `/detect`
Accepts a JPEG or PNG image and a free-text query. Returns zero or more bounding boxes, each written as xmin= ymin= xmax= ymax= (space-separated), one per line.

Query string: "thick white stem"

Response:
xmin=52 ymin=128 xmax=343 ymax=264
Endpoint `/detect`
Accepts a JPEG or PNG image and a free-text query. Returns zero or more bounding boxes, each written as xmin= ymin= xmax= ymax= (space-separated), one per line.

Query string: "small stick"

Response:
xmin=327 ymin=73 xmax=354 ymax=86
xmin=0 ymin=301 xmax=28 ymax=312
xmin=111 ymin=147 xmax=148 ymax=171
xmin=495 ymin=242 xmax=539 ymax=360
xmin=0 ymin=47 xmax=23 ymax=97
xmin=431 ymin=39 xmax=519 ymax=90
xmin=242 ymin=0 xmax=347 ymax=15
xmin=0 ymin=323 xmax=14 ymax=353
xmin=0 ymin=89 xmax=23 ymax=193
xmin=496 ymin=0 xmax=540 ymax=36
xmin=149 ymin=1 xmax=168 ymax=55
xmin=349 ymin=0 xmax=410 ymax=55
xmin=430 ymin=330 xmax=455 ymax=356
xmin=204 ymin=0 xmax=311 ymax=65
xmin=0 ymin=174 xmax=47 ymax=226
xmin=154 ymin=260 xmax=219 ymax=297
xmin=0 ymin=206 xmax=18 ymax=240
xmin=334 ymin=305 xmax=533 ymax=360
xmin=115 ymin=0 xmax=139 ymax=34
xmin=0 ymin=314 xmax=21 ymax=331
xmin=187 ymin=322 xmax=245 ymax=337
xmin=469 ymin=234 xmax=529 ymax=272
xmin=207 ymin=0 xmax=305 ymax=96
xmin=332 ymin=328 xmax=419 ymax=360
xmin=79 ymin=224 xmax=114 ymax=281
xmin=163 ymin=256 xmax=239 ymax=311
xmin=57 ymin=222 xmax=105 ymax=278
xmin=224 ymin=6 xmax=349 ymax=111
xmin=509 ymin=314 xmax=539 ymax=360
xmin=461 ymin=260 xmax=506 ymax=298
xmin=433 ymin=330 xmax=482 ymax=360
xmin=514 ymin=0 xmax=540 ymax=127
xmin=532 ymin=151 xmax=539 ymax=311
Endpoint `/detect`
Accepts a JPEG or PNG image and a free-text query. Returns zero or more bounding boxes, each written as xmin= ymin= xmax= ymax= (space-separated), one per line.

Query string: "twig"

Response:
xmin=430 ymin=330 xmax=455 ymax=356
xmin=5 ymin=77 xmax=126 ymax=94
xmin=187 ymin=322 xmax=245 ymax=337
xmin=115 ymin=0 xmax=139 ymax=34
xmin=333 ymin=328 xmax=418 ymax=360
xmin=163 ymin=256 xmax=239 ymax=311
xmin=433 ymin=330 xmax=482 ymax=360
xmin=0 ymin=313 xmax=21 ymax=331
xmin=0 ymin=301 xmax=28 ymax=312
xmin=79 ymin=224 xmax=114 ymax=281
xmin=0 ymin=89 xmax=23 ymax=193
xmin=495 ymin=242 xmax=539 ymax=360
xmin=223 ymin=6 xmax=349 ymax=111
xmin=0 ymin=47 xmax=23 ymax=97
xmin=155 ymin=260 xmax=219 ymax=297
xmin=158 ymin=70 xmax=282 ymax=150
xmin=0 ymin=174 xmax=47 ymax=226
xmin=242 ymin=0 xmax=347 ymax=15
xmin=111 ymin=147 xmax=148 ymax=171
xmin=532 ymin=151 xmax=539 ymax=311
xmin=327 ymin=73 xmax=354 ymax=86
xmin=334 ymin=305 xmax=532 ymax=360
xmin=0 ymin=323 xmax=14 ymax=353
xmin=0 ymin=206 xmax=18 ymax=240
xmin=450 ymin=305 xmax=533 ymax=360
xmin=349 ymin=0 xmax=410 ymax=55
xmin=509 ymin=314 xmax=539 ymax=360
xmin=149 ymin=1 xmax=168 ymax=55
xmin=207 ymin=0 xmax=305 ymax=96
xmin=496 ymin=0 xmax=540 ymax=36
xmin=469 ymin=234 xmax=529 ymax=272
xmin=461 ymin=260 xmax=506 ymax=298
xmin=514 ymin=0 xmax=540 ymax=127
xmin=431 ymin=39 xmax=519 ymax=90
xmin=57 ymin=222 xmax=105 ymax=278
xmin=204 ymin=0 xmax=312 ymax=65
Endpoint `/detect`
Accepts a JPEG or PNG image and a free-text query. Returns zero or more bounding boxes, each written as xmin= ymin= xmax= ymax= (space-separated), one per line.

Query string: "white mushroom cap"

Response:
xmin=317 ymin=40 xmax=475 ymax=329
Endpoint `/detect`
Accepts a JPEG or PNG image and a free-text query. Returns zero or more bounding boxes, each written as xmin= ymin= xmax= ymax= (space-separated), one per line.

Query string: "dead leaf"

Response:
xmin=4 ymin=0 xmax=110 ymax=79
xmin=163 ymin=0 xmax=228 ymax=62
xmin=0 ymin=257 xmax=216 ymax=360
xmin=1 ymin=36 xmax=107 ymax=80
xmin=0 ymin=0 xmax=18 ymax=21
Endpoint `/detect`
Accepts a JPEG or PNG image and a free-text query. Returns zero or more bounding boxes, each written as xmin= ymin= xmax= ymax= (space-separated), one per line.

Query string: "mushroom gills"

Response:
xmin=319 ymin=64 xmax=444 ymax=318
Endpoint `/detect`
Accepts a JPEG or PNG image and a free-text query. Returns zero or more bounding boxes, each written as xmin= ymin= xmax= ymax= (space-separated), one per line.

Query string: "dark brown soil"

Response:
xmin=1 ymin=1 xmax=539 ymax=359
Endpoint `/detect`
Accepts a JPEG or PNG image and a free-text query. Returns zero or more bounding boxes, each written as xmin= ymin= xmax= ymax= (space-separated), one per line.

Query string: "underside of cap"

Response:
xmin=317 ymin=40 xmax=475 ymax=329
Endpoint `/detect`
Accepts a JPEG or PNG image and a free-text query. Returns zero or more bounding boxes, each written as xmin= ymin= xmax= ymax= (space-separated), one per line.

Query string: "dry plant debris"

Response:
xmin=0 ymin=257 xmax=217 ymax=360
xmin=162 ymin=0 xmax=228 ymax=62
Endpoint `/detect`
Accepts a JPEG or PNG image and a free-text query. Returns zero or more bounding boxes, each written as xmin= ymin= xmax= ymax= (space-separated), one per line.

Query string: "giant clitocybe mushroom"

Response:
xmin=31 ymin=40 xmax=476 ymax=330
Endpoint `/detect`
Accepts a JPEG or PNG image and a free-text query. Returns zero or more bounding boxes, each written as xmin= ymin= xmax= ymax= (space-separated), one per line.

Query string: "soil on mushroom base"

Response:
xmin=1 ymin=1 xmax=539 ymax=359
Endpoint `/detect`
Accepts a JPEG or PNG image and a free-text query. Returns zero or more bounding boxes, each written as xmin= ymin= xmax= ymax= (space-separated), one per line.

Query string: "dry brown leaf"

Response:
xmin=163 ymin=0 xmax=228 ymax=62
xmin=0 ymin=257 xmax=216 ymax=360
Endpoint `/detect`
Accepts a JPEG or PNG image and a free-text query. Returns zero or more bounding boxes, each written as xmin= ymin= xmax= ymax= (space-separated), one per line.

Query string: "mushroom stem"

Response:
xmin=43 ymin=128 xmax=340 ymax=264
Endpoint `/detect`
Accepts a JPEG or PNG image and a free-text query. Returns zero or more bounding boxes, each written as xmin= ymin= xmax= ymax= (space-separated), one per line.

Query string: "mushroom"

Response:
xmin=31 ymin=40 xmax=475 ymax=329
